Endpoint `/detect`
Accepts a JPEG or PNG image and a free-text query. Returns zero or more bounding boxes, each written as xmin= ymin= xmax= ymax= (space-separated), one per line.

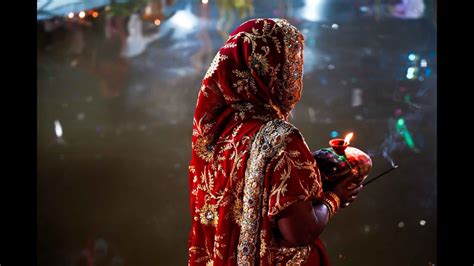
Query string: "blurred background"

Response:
xmin=37 ymin=0 xmax=437 ymax=265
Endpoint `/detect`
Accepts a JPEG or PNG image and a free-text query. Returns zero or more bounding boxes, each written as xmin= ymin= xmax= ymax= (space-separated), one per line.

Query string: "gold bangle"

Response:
xmin=325 ymin=191 xmax=341 ymax=212
xmin=321 ymin=191 xmax=341 ymax=218
xmin=321 ymin=200 xmax=335 ymax=218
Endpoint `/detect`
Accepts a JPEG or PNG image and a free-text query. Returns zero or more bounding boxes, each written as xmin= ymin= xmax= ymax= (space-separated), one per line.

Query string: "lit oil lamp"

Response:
xmin=312 ymin=132 xmax=372 ymax=189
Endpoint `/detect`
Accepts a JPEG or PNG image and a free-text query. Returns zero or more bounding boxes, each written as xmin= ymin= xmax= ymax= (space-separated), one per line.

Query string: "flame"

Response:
xmin=344 ymin=132 xmax=354 ymax=145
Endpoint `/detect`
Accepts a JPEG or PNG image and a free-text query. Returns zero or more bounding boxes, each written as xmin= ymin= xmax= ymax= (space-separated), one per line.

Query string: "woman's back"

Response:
xmin=189 ymin=118 xmax=329 ymax=265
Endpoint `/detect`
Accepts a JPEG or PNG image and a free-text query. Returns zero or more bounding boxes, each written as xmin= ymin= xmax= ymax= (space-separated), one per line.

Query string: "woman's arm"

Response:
xmin=276 ymin=201 xmax=330 ymax=247
xmin=276 ymin=176 xmax=363 ymax=247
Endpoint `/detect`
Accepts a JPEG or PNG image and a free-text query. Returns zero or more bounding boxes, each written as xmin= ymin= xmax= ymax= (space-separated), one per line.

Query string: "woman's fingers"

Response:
xmin=340 ymin=185 xmax=363 ymax=207
xmin=347 ymin=185 xmax=363 ymax=196
xmin=345 ymin=195 xmax=357 ymax=203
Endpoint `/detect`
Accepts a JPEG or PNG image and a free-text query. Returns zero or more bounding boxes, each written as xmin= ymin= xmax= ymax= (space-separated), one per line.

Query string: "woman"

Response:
xmin=188 ymin=18 xmax=363 ymax=265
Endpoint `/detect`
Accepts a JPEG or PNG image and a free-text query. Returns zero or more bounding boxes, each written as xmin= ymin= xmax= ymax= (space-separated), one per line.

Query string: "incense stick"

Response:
xmin=362 ymin=165 xmax=399 ymax=186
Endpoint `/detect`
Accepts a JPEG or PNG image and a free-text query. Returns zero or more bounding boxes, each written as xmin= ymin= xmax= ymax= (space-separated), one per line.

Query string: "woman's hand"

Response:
xmin=330 ymin=173 xmax=363 ymax=207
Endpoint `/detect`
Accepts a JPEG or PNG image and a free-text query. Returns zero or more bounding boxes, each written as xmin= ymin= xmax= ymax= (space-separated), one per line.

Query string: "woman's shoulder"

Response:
xmin=249 ymin=119 xmax=307 ymax=153
xmin=260 ymin=119 xmax=313 ymax=156
xmin=257 ymin=119 xmax=303 ymax=140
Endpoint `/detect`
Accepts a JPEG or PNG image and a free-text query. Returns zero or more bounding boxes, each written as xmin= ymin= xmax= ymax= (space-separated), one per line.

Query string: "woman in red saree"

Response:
xmin=188 ymin=18 xmax=363 ymax=265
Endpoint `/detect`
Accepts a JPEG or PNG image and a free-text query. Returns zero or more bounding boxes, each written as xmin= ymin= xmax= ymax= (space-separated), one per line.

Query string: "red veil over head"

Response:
xmin=191 ymin=18 xmax=304 ymax=163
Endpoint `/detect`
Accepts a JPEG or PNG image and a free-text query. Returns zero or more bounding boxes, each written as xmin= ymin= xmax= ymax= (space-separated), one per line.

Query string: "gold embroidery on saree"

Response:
xmin=237 ymin=119 xmax=295 ymax=265
xmin=204 ymin=51 xmax=228 ymax=80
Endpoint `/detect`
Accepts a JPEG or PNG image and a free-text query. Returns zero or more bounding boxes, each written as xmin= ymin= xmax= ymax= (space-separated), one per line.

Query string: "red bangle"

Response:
xmin=321 ymin=191 xmax=341 ymax=218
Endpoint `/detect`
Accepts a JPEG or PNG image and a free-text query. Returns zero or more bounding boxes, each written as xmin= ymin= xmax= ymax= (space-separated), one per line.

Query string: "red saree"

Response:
xmin=188 ymin=18 xmax=330 ymax=265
